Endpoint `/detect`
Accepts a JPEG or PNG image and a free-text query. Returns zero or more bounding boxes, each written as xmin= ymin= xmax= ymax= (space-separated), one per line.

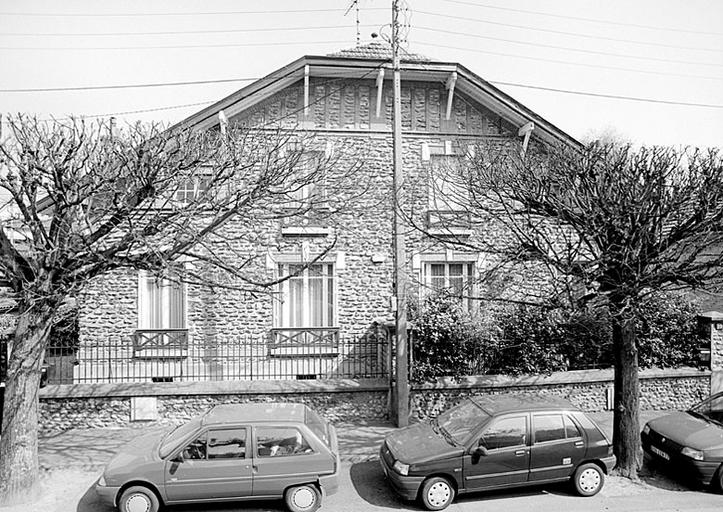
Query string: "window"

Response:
xmin=256 ymin=427 xmax=312 ymax=457
xmin=277 ymin=263 xmax=335 ymax=328
xmin=429 ymin=155 xmax=468 ymax=212
xmin=479 ymin=416 xmax=527 ymax=451
xmin=564 ymin=415 xmax=582 ymax=439
xmin=285 ymin=151 xmax=327 ymax=209
xmin=138 ymin=270 xmax=186 ymax=329
xmin=533 ymin=414 xmax=566 ymax=443
xmin=174 ymin=175 xmax=212 ymax=204
xmin=422 ymin=262 xmax=474 ymax=310
xmin=182 ymin=432 xmax=208 ymax=460
xmin=207 ymin=428 xmax=246 ymax=459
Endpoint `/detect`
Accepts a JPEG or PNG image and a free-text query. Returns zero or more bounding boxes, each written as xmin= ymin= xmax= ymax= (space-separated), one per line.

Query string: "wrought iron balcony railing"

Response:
xmin=133 ymin=329 xmax=189 ymax=359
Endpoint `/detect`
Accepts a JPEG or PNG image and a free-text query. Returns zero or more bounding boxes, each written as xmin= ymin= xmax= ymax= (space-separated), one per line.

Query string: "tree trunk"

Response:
xmin=611 ymin=309 xmax=641 ymax=479
xmin=0 ymin=305 xmax=53 ymax=506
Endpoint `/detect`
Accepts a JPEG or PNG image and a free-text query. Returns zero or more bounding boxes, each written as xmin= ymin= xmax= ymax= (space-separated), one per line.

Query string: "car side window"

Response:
xmin=534 ymin=414 xmax=566 ymax=444
xmin=182 ymin=432 xmax=208 ymax=460
xmin=564 ymin=415 xmax=582 ymax=439
xmin=256 ymin=427 xmax=313 ymax=457
xmin=478 ymin=416 xmax=527 ymax=451
xmin=208 ymin=428 xmax=246 ymax=459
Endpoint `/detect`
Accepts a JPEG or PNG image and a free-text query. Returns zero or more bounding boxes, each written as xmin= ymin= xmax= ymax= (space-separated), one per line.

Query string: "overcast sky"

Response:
xmin=1 ymin=0 xmax=722 ymax=147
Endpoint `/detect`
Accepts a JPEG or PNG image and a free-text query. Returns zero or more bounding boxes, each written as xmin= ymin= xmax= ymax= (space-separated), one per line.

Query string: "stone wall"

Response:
xmin=39 ymin=368 xmax=710 ymax=434
xmin=411 ymin=368 xmax=710 ymax=421
xmin=39 ymin=379 xmax=390 ymax=435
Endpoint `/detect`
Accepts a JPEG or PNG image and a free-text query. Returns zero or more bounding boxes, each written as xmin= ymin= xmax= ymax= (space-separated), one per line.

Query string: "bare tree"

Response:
xmin=0 ymin=115 xmax=360 ymax=504
xmin=423 ymin=140 xmax=723 ymax=477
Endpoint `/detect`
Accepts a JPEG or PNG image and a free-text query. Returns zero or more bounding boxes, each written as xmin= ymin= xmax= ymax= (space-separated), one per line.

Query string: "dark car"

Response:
xmin=95 ymin=402 xmax=340 ymax=512
xmin=380 ymin=395 xmax=615 ymax=510
xmin=641 ymin=391 xmax=723 ymax=491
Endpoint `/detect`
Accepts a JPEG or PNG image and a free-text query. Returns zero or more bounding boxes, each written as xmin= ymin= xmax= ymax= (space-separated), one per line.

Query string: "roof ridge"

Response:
xmin=327 ymin=40 xmax=431 ymax=62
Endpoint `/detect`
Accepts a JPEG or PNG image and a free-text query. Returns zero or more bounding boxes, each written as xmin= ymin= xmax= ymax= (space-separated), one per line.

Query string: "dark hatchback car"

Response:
xmin=95 ymin=402 xmax=339 ymax=512
xmin=380 ymin=395 xmax=615 ymax=510
xmin=641 ymin=391 xmax=723 ymax=491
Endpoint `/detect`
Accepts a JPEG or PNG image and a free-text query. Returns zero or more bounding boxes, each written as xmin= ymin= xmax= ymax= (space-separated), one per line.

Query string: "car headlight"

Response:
xmin=642 ymin=424 xmax=650 ymax=435
xmin=97 ymin=475 xmax=107 ymax=486
xmin=681 ymin=447 xmax=704 ymax=461
xmin=393 ymin=460 xmax=409 ymax=476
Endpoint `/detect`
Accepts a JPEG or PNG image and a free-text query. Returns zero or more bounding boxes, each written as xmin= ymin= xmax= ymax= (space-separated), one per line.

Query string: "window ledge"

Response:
xmin=280 ymin=227 xmax=332 ymax=237
xmin=428 ymin=227 xmax=473 ymax=237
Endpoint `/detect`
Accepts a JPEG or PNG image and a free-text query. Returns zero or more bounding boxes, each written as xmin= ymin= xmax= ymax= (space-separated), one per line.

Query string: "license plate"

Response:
xmin=651 ymin=445 xmax=670 ymax=460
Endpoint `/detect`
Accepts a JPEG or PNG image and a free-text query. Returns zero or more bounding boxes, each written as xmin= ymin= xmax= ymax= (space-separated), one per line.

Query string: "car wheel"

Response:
xmin=573 ymin=462 xmax=605 ymax=497
xmin=716 ymin=464 xmax=723 ymax=493
xmin=284 ymin=484 xmax=321 ymax=512
xmin=118 ymin=485 xmax=160 ymax=512
xmin=419 ymin=476 xmax=455 ymax=511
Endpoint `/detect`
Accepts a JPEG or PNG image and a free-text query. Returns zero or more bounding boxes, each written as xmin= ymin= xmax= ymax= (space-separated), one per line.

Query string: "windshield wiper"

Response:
xmin=437 ymin=424 xmax=460 ymax=447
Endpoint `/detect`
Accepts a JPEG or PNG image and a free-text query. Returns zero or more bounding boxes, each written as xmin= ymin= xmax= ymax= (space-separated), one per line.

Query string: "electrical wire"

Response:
xmin=488 ymin=81 xmax=723 ymax=109
xmin=0 ymin=39 xmax=351 ymax=52
xmin=414 ymin=25 xmax=723 ymax=69
xmin=1 ymin=78 xmax=259 ymax=93
xmin=0 ymin=7 xmax=387 ymax=17
xmin=416 ymin=9 xmax=723 ymax=54
xmin=437 ymin=0 xmax=723 ymax=36
xmin=414 ymin=41 xmax=723 ymax=81
xmin=0 ymin=24 xmax=376 ymax=37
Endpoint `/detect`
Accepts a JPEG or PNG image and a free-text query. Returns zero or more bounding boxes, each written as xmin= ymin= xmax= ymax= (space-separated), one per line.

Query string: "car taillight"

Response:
xmin=607 ymin=445 xmax=614 ymax=456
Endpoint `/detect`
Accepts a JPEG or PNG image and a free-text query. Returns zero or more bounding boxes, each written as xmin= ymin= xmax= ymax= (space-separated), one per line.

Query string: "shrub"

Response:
xmin=410 ymin=292 xmax=492 ymax=381
xmin=409 ymin=291 xmax=700 ymax=381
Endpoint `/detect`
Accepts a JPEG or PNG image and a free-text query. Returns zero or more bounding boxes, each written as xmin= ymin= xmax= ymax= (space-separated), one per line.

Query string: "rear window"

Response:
xmin=305 ymin=408 xmax=330 ymax=447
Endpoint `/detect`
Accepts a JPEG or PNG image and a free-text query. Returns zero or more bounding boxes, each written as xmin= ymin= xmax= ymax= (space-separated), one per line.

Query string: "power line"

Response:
xmin=415 ymin=41 xmax=723 ymax=81
xmin=39 ymin=66 xmax=387 ymax=124
xmin=1 ymin=78 xmax=260 ymax=93
xmin=415 ymin=25 xmax=723 ymax=69
xmin=0 ymin=24 xmax=375 ymax=37
xmin=488 ymin=80 xmax=723 ymax=109
xmin=438 ymin=0 xmax=723 ymax=37
xmin=0 ymin=7 xmax=387 ymax=17
xmin=416 ymin=9 xmax=723 ymax=54
xmin=0 ymin=39 xmax=351 ymax=51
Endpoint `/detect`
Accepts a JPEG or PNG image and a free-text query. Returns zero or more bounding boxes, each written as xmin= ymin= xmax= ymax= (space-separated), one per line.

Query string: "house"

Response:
xmin=74 ymin=41 xmax=579 ymax=383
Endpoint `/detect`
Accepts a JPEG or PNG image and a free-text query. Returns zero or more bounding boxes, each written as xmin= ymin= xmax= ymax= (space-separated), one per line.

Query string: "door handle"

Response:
xmin=515 ymin=449 xmax=527 ymax=456
xmin=574 ymin=441 xmax=584 ymax=448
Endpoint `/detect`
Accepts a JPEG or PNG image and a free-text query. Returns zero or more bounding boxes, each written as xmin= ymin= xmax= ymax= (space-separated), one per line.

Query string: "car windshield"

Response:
xmin=688 ymin=393 xmax=723 ymax=425
xmin=159 ymin=418 xmax=202 ymax=459
xmin=435 ymin=400 xmax=489 ymax=444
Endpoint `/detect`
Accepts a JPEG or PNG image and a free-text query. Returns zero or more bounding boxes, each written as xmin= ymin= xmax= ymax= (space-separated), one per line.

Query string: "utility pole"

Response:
xmin=391 ymin=0 xmax=409 ymax=427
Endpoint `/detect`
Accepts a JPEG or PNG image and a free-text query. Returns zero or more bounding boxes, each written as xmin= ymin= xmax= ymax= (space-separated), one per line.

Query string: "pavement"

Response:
xmin=0 ymin=410 xmax=722 ymax=512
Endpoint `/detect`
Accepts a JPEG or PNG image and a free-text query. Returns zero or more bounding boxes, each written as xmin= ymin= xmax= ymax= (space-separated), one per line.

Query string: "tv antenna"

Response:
xmin=345 ymin=0 xmax=361 ymax=46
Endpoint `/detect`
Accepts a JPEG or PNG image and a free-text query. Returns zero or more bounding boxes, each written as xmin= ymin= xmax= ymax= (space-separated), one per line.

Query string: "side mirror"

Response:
xmin=172 ymin=453 xmax=185 ymax=463
xmin=473 ymin=445 xmax=488 ymax=457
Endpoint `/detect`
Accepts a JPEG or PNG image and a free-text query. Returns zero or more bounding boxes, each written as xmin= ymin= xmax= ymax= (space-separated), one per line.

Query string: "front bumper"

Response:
xmin=379 ymin=446 xmax=424 ymax=501
xmin=94 ymin=478 xmax=120 ymax=506
xmin=642 ymin=432 xmax=720 ymax=487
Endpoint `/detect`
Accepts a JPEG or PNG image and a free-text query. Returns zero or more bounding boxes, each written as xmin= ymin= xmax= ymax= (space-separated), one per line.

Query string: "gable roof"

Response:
xmin=171 ymin=41 xmax=580 ymax=148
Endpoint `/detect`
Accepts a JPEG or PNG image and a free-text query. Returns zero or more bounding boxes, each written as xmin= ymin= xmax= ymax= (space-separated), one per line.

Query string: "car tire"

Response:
xmin=118 ymin=485 xmax=160 ymax=512
xmin=715 ymin=464 xmax=723 ymax=494
xmin=419 ymin=476 xmax=455 ymax=511
xmin=572 ymin=462 xmax=605 ymax=497
xmin=284 ymin=483 xmax=321 ymax=512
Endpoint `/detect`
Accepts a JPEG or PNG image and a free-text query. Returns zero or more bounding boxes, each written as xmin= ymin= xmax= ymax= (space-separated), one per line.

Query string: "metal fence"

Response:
xmin=45 ymin=333 xmax=389 ymax=384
